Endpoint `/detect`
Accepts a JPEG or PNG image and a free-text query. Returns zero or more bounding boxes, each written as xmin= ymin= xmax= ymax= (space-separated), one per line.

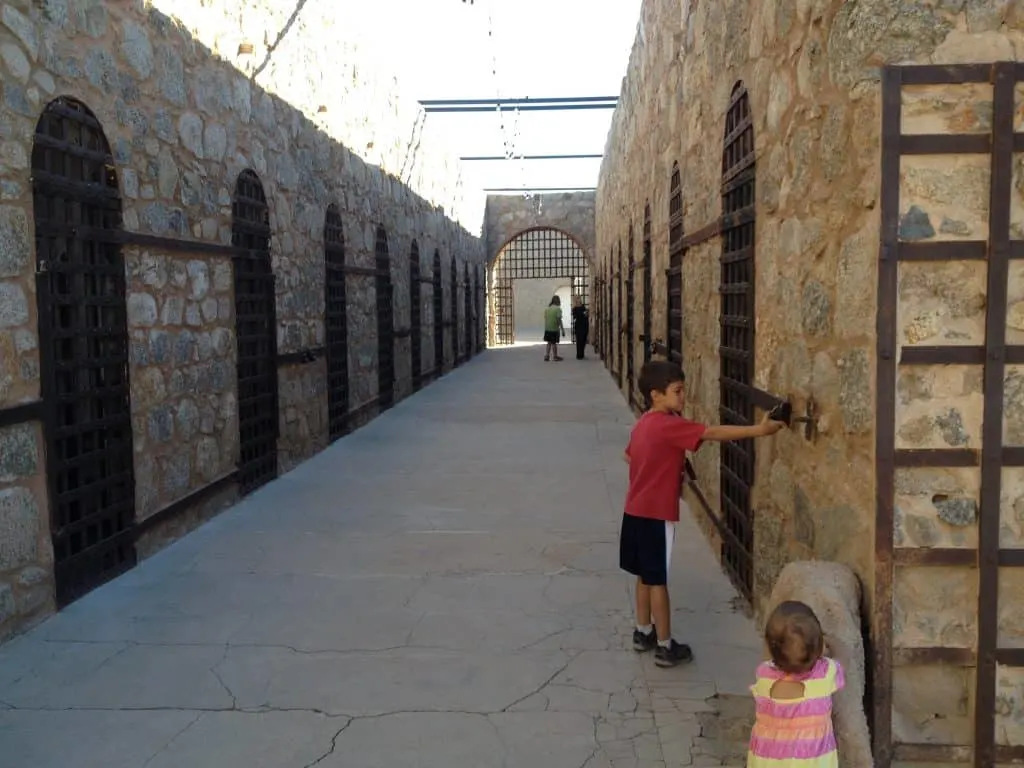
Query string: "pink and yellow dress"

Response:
xmin=747 ymin=657 xmax=844 ymax=767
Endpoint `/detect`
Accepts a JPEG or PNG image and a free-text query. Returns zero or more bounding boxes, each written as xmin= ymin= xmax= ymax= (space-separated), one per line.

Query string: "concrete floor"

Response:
xmin=0 ymin=344 xmax=763 ymax=768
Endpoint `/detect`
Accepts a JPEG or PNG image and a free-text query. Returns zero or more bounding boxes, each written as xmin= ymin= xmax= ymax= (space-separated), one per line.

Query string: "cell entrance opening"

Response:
xmin=719 ymin=82 xmax=756 ymax=600
xmin=376 ymin=226 xmax=395 ymax=410
xmin=325 ymin=205 xmax=348 ymax=441
xmin=490 ymin=228 xmax=589 ymax=345
xmin=410 ymin=241 xmax=423 ymax=390
xmin=33 ymin=96 xmax=137 ymax=606
xmin=232 ymin=169 xmax=279 ymax=496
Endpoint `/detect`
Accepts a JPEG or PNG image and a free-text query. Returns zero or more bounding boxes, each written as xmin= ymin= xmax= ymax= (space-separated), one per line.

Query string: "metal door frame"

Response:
xmin=874 ymin=61 xmax=1024 ymax=768
xmin=325 ymin=204 xmax=348 ymax=440
xmin=33 ymin=97 xmax=138 ymax=606
xmin=463 ymin=263 xmax=472 ymax=360
xmin=450 ymin=255 xmax=458 ymax=365
xmin=232 ymin=169 xmax=279 ymax=496
xmin=718 ymin=82 xmax=756 ymax=600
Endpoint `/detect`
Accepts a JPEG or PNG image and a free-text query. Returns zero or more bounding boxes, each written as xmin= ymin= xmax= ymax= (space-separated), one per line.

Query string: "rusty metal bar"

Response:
xmin=0 ymin=400 xmax=43 ymax=429
xmin=900 ymin=133 xmax=990 ymax=154
xmin=894 ymin=449 xmax=978 ymax=467
xmin=893 ymin=744 xmax=973 ymax=763
xmin=893 ymin=548 xmax=976 ymax=567
xmin=975 ymin=62 xmax=1014 ymax=768
xmin=873 ymin=65 xmax=902 ymax=768
xmin=898 ymin=63 xmax=992 ymax=84
xmin=897 ymin=241 xmax=988 ymax=261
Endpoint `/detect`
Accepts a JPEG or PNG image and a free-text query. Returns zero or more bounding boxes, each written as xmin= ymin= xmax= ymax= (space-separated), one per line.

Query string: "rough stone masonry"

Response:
xmin=0 ymin=0 xmax=486 ymax=640
xmin=595 ymin=0 xmax=1024 ymax=756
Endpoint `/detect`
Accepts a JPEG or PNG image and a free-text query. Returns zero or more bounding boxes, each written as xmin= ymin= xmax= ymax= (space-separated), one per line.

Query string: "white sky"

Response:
xmin=346 ymin=0 xmax=642 ymax=192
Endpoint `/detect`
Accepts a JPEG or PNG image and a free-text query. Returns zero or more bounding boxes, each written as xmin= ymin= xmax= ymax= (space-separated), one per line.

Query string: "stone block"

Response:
xmin=0 ymin=486 xmax=39 ymax=570
xmin=0 ymin=423 xmax=38 ymax=482
xmin=766 ymin=561 xmax=872 ymax=768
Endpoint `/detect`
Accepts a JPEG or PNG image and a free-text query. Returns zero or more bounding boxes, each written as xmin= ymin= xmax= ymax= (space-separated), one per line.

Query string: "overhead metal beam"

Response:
xmin=424 ymin=103 xmax=616 ymax=113
xmin=461 ymin=153 xmax=604 ymax=161
xmin=483 ymin=187 xmax=597 ymax=193
xmin=420 ymin=96 xmax=618 ymax=107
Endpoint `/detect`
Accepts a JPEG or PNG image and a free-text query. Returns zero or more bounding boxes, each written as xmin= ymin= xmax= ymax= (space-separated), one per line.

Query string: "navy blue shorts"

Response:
xmin=619 ymin=513 xmax=674 ymax=586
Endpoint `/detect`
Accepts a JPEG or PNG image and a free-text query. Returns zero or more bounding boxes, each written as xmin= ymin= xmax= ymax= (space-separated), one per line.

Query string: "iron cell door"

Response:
xmin=642 ymin=204 xmax=653 ymax=365
xmin=475 ymin=265 xmax=484 ymax=353
xmin=450 ymin=255 xmax=458 ymax=365
xmin=491 ymin=229 xmax=590 ymax=346
xmin=410 ymin=242 xmax=422 ymax=391
xmin=667 ymin=164 xmax=684 ymax=366
xmin=873 ymin=62 xmax=1024 ymax=768
xmin=617 ymin=244 xmax=623 ymax=387
xmin=719 ymin=83 xmax=756 ymax=600
xmin=325 ymin=205 xmax=348 ymax=441
xmin=463 ymin=263 xmax=472 ymax=360
xmin=233 ymin=170 xmax=279 ymax=496
xmin=33 ymin=97 xmax=137 ymax=607
xmin=375 ymin=226 xmax=395 ymax=410
xmin=432 ymin=250 xmax=443 ymax=371
xmin=605 ymin=263 xmax=613 ymax=365
xmin=494 ymin=280 xmax=514 ymax=344
xmin=626 ymin=226 xmax=636 ymax=408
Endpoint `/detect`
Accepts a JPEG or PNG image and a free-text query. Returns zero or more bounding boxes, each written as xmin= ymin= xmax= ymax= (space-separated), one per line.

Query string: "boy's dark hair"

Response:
xmin=764 ymin=600 xmax=825 ymax=674
xmin=638 ymin=360 xmax=685 ymax=406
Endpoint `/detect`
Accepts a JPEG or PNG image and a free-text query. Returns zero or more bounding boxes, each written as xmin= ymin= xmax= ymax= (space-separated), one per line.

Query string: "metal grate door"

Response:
xmin=325 ymin=205 xmax=348 ymax=440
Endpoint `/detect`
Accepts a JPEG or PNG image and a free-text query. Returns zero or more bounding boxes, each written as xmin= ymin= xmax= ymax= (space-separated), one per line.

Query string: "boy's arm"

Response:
xmin=623 ymin=452 xmax=630 ymax=464
xmin=703 ymin=412 xmax=785 ymax=442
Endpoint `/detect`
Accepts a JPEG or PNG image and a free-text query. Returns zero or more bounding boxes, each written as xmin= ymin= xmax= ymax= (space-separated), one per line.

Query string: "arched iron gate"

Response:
xmin=642 ymin=204 xmax=653 ymax=366
xmin=33 ymin=97 xmax=138 ymax=606
xmin=667 ymin=164 xmax=684 ymax=366
xmin=375 ymin=226 xmax=394 ymax=410
xmin=233 ymin=170 xmax=279 ymax=496
xmin=409 ymin=241 xmax=422 ymax=391
xmin=489 ymin=229 xmax=589 ymax=345
xmin=432 ymin=250 xmax=443 ymax=373
xmin=719 ymin=82 xmax=757 ymax=599
xmin=626 ymin=224 xmax=636 ymax=409
xmin=325 ymin=205 xmax=348 ymax=441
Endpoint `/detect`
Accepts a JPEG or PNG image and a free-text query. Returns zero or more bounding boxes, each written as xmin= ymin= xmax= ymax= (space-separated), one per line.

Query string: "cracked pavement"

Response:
xmin=0 ymin=345 xmax=763 ymax=767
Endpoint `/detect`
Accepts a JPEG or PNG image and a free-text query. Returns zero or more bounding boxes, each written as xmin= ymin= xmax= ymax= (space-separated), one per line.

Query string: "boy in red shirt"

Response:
xmin=622 ymin=360 xmax=786 ymax=667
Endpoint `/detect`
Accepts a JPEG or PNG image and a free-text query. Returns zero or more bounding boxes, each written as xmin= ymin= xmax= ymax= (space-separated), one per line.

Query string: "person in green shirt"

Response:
xmin=543 ymin=295 xmax=565 ymax=361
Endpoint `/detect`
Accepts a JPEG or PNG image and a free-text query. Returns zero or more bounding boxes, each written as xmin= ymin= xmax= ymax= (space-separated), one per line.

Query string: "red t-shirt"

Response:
xmin=624 ymin=411 xmax=707 ymax=522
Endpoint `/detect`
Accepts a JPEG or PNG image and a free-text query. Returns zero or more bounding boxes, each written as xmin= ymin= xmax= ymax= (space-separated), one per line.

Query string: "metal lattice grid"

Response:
xmin=642 ymin=204 xmax=653 ymax=366
xmin=463 ymin=263 xmax=473 ymax=358
xmin=719 ymin=82 xmax=757 ymax=600
xmin=616 ymin=243 xmax=623 ymax=386
xmin=233 ymin=170 xmax=279 ymax=496
xmin=376 ymin=226 xmax=395 ymax=410
xmin=32 ymin=97 xmax=137 ymax=607
xmin=605 ymin=259 xmax=613 ymax=364
xmin=490 ymin=228 xmax=590 ymax=346
xmin=410 ymin=241 xmax=423 ymax=390
xmin=626 ymin=225 xmax=636 ymax=406
xmin=325 ymin=205 xmax=348 ymax=441
xmin=475 ymin=265 xmax=485 ymax=352
xmin=432 ymin=250 xmax=443 ymax=370
xmin=450 ymin=255 xmax=458 ymax=364
xmin=667 ymin=164 xmax=684 ymax=366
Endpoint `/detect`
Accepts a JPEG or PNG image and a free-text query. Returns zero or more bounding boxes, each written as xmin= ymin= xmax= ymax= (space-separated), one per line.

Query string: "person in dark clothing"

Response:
xmin=571 ymin=296 xmax=590 ymax=360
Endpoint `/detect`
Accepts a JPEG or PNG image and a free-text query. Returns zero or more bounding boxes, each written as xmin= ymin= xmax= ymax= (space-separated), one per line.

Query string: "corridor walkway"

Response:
xmin=0 ymin=345 xmax=763 ymax=768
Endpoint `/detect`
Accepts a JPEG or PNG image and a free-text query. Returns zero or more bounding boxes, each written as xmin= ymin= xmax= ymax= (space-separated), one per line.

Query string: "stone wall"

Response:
xmin=484 ymin=193 xmax=596 ymax=263
xmin=596 ymin=0 xmax=1023 ymax=754
xmin=0 ymin=0 xmax=486 ymax=640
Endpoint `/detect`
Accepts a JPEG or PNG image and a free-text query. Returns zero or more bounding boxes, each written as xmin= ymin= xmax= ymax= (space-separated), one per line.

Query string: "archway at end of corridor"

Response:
xmin=488 ymin=227 xmax=590 ymax=346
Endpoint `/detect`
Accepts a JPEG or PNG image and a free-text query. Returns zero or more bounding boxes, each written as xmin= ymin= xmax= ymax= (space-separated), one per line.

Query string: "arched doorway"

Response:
xmin=410 ymin=241 xmax=423 ymax=391
xmin=489 ymin=228 xmax=589 ymax=345
xmin=375 ymin=226 xmax=394 ymax=410
xmin=463 ymin=263 xmax=472 ymax=360
xmin=719 ymin=82 xmax=757 ymax=599
xmin=232 ymin=169 xmax=279 ymax=496
xmin=33 ymin=97 xmax=137 ymax=606
xmin=324 ymin=204 xmax=348 ymax=441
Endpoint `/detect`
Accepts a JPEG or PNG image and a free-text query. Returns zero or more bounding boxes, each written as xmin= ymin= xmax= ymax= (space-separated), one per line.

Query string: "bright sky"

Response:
xmin=346 ymin=0 xmax=642 ymax=193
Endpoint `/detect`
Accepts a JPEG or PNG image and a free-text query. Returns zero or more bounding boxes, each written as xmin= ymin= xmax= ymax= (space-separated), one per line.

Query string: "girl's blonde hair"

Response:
xmin=764 ymin=600 xmax=824 ymax=674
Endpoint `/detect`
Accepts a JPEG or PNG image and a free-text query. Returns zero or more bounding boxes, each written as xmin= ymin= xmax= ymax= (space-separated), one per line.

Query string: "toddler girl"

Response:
xmin=747 ymin=600 xmax=844 ymax=768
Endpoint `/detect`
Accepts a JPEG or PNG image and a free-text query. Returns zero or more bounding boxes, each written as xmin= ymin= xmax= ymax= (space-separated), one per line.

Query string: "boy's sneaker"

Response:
xmin=632 ymin=628 xmax=657 ymax=652
xmin=654 ymin=639 xmax=694 ymax=668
